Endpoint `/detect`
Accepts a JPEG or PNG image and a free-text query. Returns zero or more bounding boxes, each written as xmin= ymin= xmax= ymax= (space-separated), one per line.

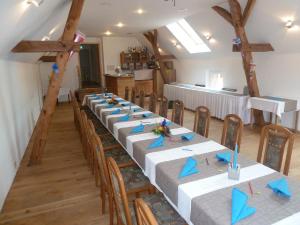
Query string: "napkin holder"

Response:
xmin=228 ymin=164 xmax=241 ymax=180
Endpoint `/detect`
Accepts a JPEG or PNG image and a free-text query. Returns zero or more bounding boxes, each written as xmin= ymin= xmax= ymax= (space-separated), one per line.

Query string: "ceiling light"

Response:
xmin=116 ymin=22 xmax=124 ymax=28
xmin=285 ymin=20 xmax=294 ymax=29
xmin=203 ymin=33 xmax=212 ymax=41
xmin=27 ymin=0 xmax=43 ymax=7
xmin=104 ymin=30 xmax=112 ymax=36
xmin=136 ymin=8 xmax=144 ymax=14
xmin=41 ymin=36 xmax=50 ymax=41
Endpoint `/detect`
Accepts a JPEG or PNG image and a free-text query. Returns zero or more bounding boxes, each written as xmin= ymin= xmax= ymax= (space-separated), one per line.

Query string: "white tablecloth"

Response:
xmin=247 ymin=97 xmax=286 ymax=118
xmin=164 ymin=84 xmax=250 ymax=124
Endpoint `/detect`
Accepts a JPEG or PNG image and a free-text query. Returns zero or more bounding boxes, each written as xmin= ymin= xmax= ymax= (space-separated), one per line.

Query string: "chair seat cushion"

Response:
xmin=120 ymin=166 xmax=150 ymax=191
xmin=100 ymin=134 xmax=119 ymax=147
xmin=143 ymin=192 xmax=186 ymax=225
xmin=104 ymin=149 xmax=132 ymax=165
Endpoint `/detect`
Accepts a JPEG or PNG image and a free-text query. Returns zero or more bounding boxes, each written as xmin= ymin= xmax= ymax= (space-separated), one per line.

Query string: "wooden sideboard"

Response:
xmin=105 ymin=74 xmax=135 ymax=98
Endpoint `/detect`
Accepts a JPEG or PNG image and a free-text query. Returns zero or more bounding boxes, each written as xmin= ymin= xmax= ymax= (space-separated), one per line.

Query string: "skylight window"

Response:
xmin=167 ymin=19 xmax=211 ymax=54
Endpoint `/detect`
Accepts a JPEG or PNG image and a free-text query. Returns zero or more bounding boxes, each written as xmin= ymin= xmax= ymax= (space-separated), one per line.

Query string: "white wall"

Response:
xmin=174 ymin=53 xmax=300 ymax=130
xmin=102 ymin=36 xmax=142 ymax=74
xmin=39 ymin=54 xmax=80 ymax=100
xmin=0 ymin=59 xmax=42 ymax=210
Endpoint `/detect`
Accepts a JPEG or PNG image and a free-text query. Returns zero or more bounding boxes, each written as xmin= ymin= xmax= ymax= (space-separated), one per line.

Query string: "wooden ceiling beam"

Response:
xmin=228 ymin=0 xmax=264 ymax=125
xmin=12 ymin=41 xmax=80 ymax=53
xmin=212 ymin=6 xmax=233 ymax=26
xmin=39 ymin=56 xmax=57 ymax=62
xmin=242 ymin=0 xmax=256 ymax=26
xmin=232 ymin=43 xmax=274 ymax=52
xmin=28 ymin=0 xmax=85 ymax=165
xmin=213 ymin=0 xmax=266 ymax=125
xmin=144 ymin=29 xmax=169 ymax=84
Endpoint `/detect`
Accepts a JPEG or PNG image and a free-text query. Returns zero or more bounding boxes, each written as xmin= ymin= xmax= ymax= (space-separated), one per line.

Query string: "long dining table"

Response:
xmin=83 ymin=93 xmax=300 ymax=225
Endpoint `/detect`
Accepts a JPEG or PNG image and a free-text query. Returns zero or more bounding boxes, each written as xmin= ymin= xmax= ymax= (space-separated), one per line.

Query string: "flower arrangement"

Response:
xmin=152 ymin=119 xmax=171 ymax=137
xmin=107 ymin=97 xmax=119 ymax=105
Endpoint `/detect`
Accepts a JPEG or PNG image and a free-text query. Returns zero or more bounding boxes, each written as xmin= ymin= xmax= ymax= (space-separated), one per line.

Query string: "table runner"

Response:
xmin=84 ymin=93 xmax=300 ymax=225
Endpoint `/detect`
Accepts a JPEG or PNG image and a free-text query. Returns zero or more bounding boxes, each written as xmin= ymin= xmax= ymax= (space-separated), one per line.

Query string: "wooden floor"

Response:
xmin=0 ymin=103 xmax=299 ymax=225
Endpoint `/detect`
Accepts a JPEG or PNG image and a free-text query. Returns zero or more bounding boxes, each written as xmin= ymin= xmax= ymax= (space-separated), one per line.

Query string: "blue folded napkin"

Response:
xmin=147 ymin=135 xmax=164 ymax=149
xmin=98 ymin=99 xmax=106 ymax=104
xmin=121 ymin=102 xmax=131 ymax=106
xmin=130 ymin=124 xmax=145 ymax=133
xmin=118 ymin=114 xmax=130 ymax=122
xmin=111 ymin=109 xmax=121 ymax=115
xmin=133 ymin=108 xmax=142 ymax=112
xmin=267 ymin=178 xmax=291 ymax=198
xmin=179 ymin=157 xmax=199 ymax=178
xmin=94 ymin=96 xmax=101 ymax=100
xmin=232 ymin=188 xmax=256 ymax=225
xmin=216 ymin=152 xmax=232 ymax=164
xmin=106 ymin=104 xmax=114 ymax=108
xmin=181 ymin=133 xmax=195 ymax=141
xmin=142 ymin=113 xmax=152 ymax=118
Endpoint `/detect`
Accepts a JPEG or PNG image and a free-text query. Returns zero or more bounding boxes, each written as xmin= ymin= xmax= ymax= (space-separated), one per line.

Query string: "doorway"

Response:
xmin=79 ymin=44 xmax=101 ymax=88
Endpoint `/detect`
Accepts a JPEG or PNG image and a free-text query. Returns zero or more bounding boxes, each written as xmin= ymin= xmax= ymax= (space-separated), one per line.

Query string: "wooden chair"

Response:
xmin=149 ymin=93 xmax=157 ymax=113
xmin=139 ymin=90 xmax=145 ymax=108
xmin=193 ymin=106 xmax=210 ymax=138
xmin=131 ymin=87 xmax=136 ymax=104
xmin=171 ymin=100 xmax=184 ymax=126
xmin=93 ymin=135 xmax=152 ymax=225
xmin=221 ymin=114 xmax=243 ymax=151
xmin=257 ymin=124 xmax=295 ymax=175
xmin=107 ymin=157 xmax=186 ymax=225
xmin=135 ymin=199 xmax=158 ymax=225
xmin=158 ymin=96 xmax=168 ymax=118
xmin=81 ymin=111 xmax=95 ymax=169
xmin=125 ymin=86 xmax=130 ymax=101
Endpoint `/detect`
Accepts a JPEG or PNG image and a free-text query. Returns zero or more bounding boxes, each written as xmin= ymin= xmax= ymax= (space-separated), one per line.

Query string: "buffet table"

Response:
xmin=164 ymin=84 xmax=250 ymax=124
xmin=83 ymin=93 xmax=300 ymax=225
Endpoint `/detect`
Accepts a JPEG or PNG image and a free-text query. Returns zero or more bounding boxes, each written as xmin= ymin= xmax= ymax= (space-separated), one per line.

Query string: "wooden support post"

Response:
xmin=144 ymin=30 xmax=169 ymax=84
xmin=28 ymin=0 xmax=85 ymax=165
xmin=213 ymin=0 xmax=266 ymax=126
xmin=12 ymin=41 xmax=80 ymax=53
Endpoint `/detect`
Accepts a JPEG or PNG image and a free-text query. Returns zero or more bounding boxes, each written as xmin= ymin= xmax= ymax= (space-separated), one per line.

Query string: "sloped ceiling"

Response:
xmin=0 ymin=0 xmax=71 ymax=62
xmin=1 ymin=0 xmax=300 ymax=62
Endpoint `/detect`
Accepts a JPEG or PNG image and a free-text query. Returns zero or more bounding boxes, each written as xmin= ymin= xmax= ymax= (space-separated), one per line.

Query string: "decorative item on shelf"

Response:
xmin=228 ymin=144 xmax=240 ymax=180
xmin=152 ymin=119 xmax=171 ymax=137
xmin=115 ymin=66 xmax=122 ymax=75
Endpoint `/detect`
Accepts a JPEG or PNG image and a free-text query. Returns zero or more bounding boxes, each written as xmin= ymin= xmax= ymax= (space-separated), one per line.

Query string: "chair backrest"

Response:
xmin=257 ymin=124 xmax=295 ymax=175
xmin=139 ymin=90 xmax=145 ymax=108
xmin=131 ymin=88 xmax=136 ymax=104
xmin=107 ymin=157 xmax=133 ymax=225
xmin=92 ymin=133 xmax=110 ymax=190
xmin=158 ymin=96 xmax=168 ymax=118
xmin=149 ymin=93 xmax=157 ymax=113
xmin=171 ymin=100 xmax=184 ymax=126
xmin=125 ymin=86 xmax=130 ymax=101
xmin=221 ymin=114 xmax=243 ymax=151
xmin=193 ymin=106 xmax=210 ymax=138
xmin=135 ymin=199 xmax=158 ymax=225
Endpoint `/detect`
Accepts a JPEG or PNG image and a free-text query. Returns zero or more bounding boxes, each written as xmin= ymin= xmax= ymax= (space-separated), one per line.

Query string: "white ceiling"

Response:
xmin=78 ymin=0 xmax=220 ymax=36
xmin=1 ymin=0 xmax=300 ymax=62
